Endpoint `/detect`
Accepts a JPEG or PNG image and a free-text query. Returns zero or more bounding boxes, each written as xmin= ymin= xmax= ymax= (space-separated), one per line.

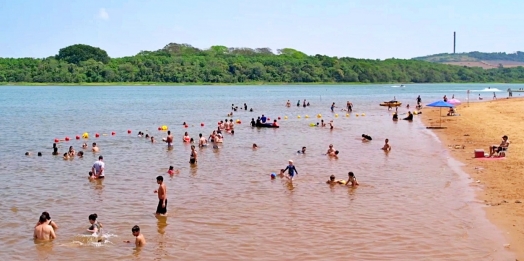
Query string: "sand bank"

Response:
xmin=422 ymin=98 xmax=524 ymax=259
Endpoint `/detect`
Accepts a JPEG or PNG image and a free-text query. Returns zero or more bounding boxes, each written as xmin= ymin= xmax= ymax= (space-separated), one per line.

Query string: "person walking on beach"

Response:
xmin=34 ymin=214 xmax=56 ymax=241
xmin=347 ymin=101 xmax=353 ymax=112
xmin=92 ymin=155 xmax=105 ymax=179
xmin=124 ymin=225 xmax=146 ymax=247
xmin=493 ymin=92 xmax=497 ymax=100
xmin=282 ymin=160 xmax=298 ymax=181
xmin=154 ymin=176 xmax=167 ymax=216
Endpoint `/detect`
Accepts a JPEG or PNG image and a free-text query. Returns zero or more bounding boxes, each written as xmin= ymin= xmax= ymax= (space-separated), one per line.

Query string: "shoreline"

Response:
xmin=0 ymin=82 xmax=523 ymax=87
xmin=421 ymin=97 xmax=524 ymax=259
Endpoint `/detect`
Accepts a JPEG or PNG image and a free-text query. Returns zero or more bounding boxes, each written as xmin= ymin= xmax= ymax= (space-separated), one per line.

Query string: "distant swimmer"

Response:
xmin=362 ymin=134 xmax=372 ymax=142
xmin=392 ymin=113 xmax=398 ymax=121
xmin=199 ymin=133 xmax=208 ymax=147
xmin=62 ymin=153 xmax=69 ymax=160
xmin=92 ymin=142 xmax=99 ymax=153
xmin=37 ymin=152 xmax=42 ymax=156
xmin=282 ymin=160 xmax=298 ymax=181
xmin=331 ymin=102 xmax=336 ymax=112
xmin=347 ymin=101 xmax=353 ymax=112
xmin=35 ymin=211 xmax=58 ymax=231
xmin=403 ymin=111 xmax=413 ymax=121
xmin=92 ymin=155 xmax=105 ymax=179
xmin=124 ymin=225 xmax=146 ymax=247
xmin=297 ymin=100 xmax=300 ymax=107
xmin=82 ymin=142 xmax=88 ymax=149
xmin=345 ymin=172 xmax=359 ymax=187
xmin=167 ymin=165 xmax=180 ymax=175
xmin=150 ymin=136 xmax=155 ymax=143
xmin=326 ymin=175 xmax=346 ymax=185
xmin=253 ymin=143 xmax=258 ymax=149
xmin=250 ymin=118 xmax=256 ymax=127
xmin=164 ymin=131 xmax=173 ymax=149
xmin=249 ymin=108 xmax=253 ymax=112
xmin=52 ymin=143 xmax=59 ymax=155
xmin=77 ymin=151 xmax=84 ymax=158
xmin=297 ymin=146 xmax=306 ymax=154
xmin=286 ymin=100 xmax=291 ymax=107
xmin=381 ymin=139 xmax=392 ymax=151
xmin=87 ymin=213 xmax=103 ymax=235
xmin=145 ymin=134 xmax=150 ymax=139
xmin=154 ymin=176 xmax=167 ymax=216
xmin=34 ymin=214 xmax=56 ymax=241
xmin=326 ymin=144 xmax=336 ymax=155
xmin=88 ymin=171 xmax=96 ymax=181
xmin=303 ymin=99 xmax=306 ymax=108
xmin=321 ymin=119 xmax=326 ymax=127
xmin=244 ymin=103 xmax=247 ymax=110
xmin=329 ymin=120 xmax=334 ymax=130
xmin=183 ymin=132 xmax=191 ymax=143
xmin=68 ymin=146 xmax=76 ymax=157
xmin=25 ymin=152 xmax=31 ymax=156
xmin=189 ymin=145 xmax=197 ymax=164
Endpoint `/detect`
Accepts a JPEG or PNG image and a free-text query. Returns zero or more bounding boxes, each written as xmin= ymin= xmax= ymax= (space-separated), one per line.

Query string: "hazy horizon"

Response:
xmin=1 ymin=0 xmax=522 ymax=60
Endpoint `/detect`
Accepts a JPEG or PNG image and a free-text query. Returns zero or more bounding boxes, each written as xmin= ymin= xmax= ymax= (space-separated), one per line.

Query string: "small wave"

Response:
xmin=71 ymin=232 xmax=118 ymax=247
xmin=470 ymin=88 xmax=503 ymax=92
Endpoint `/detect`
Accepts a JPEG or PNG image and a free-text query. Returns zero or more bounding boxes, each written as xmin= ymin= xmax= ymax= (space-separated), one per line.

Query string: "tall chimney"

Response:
xmin=453 ymin=32 xmax=456 ymax=54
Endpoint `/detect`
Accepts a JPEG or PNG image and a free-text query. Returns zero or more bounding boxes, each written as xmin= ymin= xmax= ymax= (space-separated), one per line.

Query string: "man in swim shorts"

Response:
xmin=34 ymin=214 xmax=56 ymax=240
xmin=165 ymin=131 xmax=173 ymax=149
xmin=154 ymin=176 xmax=167 ymax=216
xmin=283 ymin=160 xmax=298 ymax=181
xmin=92 ymin=155 xmax=105 ymax=178
xmin=198 ymin=133 xmax=207 ymax=147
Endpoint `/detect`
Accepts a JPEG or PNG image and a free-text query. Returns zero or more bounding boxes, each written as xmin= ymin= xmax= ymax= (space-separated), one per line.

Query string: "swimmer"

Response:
xmin=253 ymin=143 xmax=258 ymax=149
xmin=167 ymin=166 xmax=179 ymax=175
xmin=52 ymin=143 xmax=59 ymax=155
xmin=272 ymin=119 xmax=279 ymax=127
xmin=68 ymin=146 xmax=75 ymax=157
xmin=165 ymin=130 xmax=173 ymax=149
xmin=282 ymin=160 xmax=298 ymax=181
xmin=145 ymin=134 xmax=150 ymax=139
xmin=92 ymin=142 xmax=99 ymax=153
xmin=286 ymin=100 xmax=291 ymax=107
xmin=35 ymin=211 xmax=59 ymax=231
xmin=326 ymin=175 xmax=346 ymax=185
xmin=321 ymin=119 xmax=326 ymax=127
xmin=82 ymin=143 xmax=88 ymax=149
xmin=154 ymin=176 xmax=167 ymax=216
xmin=87 ymin=213 xmax=102 ymax=235
xmin=183 ymin=132 xmax=190 ymax=143
xmin=190 ymin=138 xmax=195 ymax=143
xmin=326 ymin=144 xmax=336 ymax=155
xmin=34 ymin=214 xmax=56 ymax=241
xmin=198 ymin=133 xmax=208 ymax=147
xmin=37 ymin=152 xmax=42 ymax=157
xmin=137 ymin=132 xmax=143 ymax=138
xmin=297 ymin=146 xmax=306 ymax=154
xmin=362 ymin=134 xmax=372 ymax=142
xmin=63 ymin=153 xmax=69 ymax=160
xmin=77 ymin=151 xmax=84 ymax=158
xmin=328 ymin=150 xmax=340 ymax=158
xmin=189 ymin=145 xmax=197 ymax=164
xmin=392 ymin=113 xmax=398 ymax=121
xmin=88 ymin=171 xmax=96 ymax=181
xmin=278 ymin=169 xmax=285 ymax=178
xmin=124 ymin=225 xmax=146 ymax=247
xmin=329 ymin=120 xmax=334 ymax=130
xmin=346 ymin=172 xmax=359 ymax=187
xmin=25 ymin=152 xmax=31 ymax=156
xmin=250 ymin=118 xmax=256 ymax=127
xmin=249 ymin=108 xmax=253 ymax=112
xmin=151 ymin=136 xmax=155 ymax=143
xmin=381 ymin=139 xmax=392 ymax=151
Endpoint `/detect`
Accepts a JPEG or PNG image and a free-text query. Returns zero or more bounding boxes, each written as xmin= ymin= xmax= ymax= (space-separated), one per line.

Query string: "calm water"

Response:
xmin=0 ymin=84 xmax=520 ymax=260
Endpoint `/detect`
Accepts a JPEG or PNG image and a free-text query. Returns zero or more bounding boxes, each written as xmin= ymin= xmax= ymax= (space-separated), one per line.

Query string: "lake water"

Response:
xmin=0 ymin=84 xmax=520 ymax=260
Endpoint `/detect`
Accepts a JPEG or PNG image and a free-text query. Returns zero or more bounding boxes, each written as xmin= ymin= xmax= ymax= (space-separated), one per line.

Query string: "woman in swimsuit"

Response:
xmin=189 ymin=145 xmax=197 ymax=164
xmin=87 ymin=213 xmax=102 ymax=235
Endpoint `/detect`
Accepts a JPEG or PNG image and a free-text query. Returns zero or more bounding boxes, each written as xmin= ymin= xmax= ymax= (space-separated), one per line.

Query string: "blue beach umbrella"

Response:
xmin=426 ymin=100 xmax=455 ymax=127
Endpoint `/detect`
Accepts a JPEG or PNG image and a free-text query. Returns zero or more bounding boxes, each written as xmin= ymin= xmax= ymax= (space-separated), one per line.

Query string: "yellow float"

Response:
xmin=309 ymin=123 xmax=316 ymax=127
xmin=284 ymin=116 xmax=288 ymax=119
xmin=161 ymin=125 xmax=168 ymax=130
xmin=346 ymin=113 xmax=349 ymax=117
xmin=356 ymin=114 xmax=359 ymax=117
xmin=305 ymin=115 xmax=309 ymax=118
xmin=297 ymin=115 xmax=301 ymax=119
xmin=335 ymin=114 xmax=339 ymax=117
xmin=317 ymin=114 xmax=322 ymax=118
xmin=82 ymin=132 xmax=89 ymax=139
xmin=361 ymin=113 xmax=365 ymax=116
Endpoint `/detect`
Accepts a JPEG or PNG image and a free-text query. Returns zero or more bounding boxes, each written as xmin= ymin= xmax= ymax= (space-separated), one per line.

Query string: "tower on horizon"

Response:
xmin=453 ymin=32 xmax=456 ymax=54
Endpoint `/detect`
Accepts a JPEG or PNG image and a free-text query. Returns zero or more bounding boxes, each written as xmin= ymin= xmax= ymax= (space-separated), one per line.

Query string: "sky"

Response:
xmin=1 ymin=0 xmax=523 ymax=60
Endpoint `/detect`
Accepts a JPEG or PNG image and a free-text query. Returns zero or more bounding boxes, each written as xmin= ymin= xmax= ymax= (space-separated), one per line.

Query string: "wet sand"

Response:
xmin=422 ymin=97 xmax=524 ymax=259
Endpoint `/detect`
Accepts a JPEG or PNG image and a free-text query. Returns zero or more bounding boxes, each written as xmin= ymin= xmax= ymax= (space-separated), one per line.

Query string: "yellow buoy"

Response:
xmin=297 ymin=115 xmax=301 ymax=119
xmin=161 ymin=125 xmax=168 ymax=130
xmin=305 ymin=115 xmax=309 ymax=118
xmin=284 ymin=116 xmax=288 ymax=119
xmin=361 ymin=113 xmax=365 ymax=116
xmin=335 ymin=114 xmax=339 ymax=117
xmin=346 ymin=113 xmax=349 ymax=117
xmin=309 ymin=123 xmax=316 ymax=127
xmin=82 ymin=132 xmax=89 ymax=139
xmin=317 ymin=114 xmax=322 ymax=118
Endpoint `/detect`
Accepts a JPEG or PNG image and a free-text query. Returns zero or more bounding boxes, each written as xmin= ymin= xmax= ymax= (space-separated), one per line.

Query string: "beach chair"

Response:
xmin=494 ymin=144 xmax=510 ymax=157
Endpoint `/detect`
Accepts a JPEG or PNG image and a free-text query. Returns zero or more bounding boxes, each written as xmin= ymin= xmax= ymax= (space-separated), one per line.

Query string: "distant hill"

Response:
xmin=413 ymin=51 xmax=524 ymax=69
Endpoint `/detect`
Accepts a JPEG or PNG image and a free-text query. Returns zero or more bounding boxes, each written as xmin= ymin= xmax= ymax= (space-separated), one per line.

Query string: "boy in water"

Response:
xmin=381 ymin=139 xmax=392 ymax=151
xmin=297 ymin=146 xmax=306 ymax=154
xmin=88 ymin=171 xmax=96 ymax=181
xmin=326 ymin=175 xmax=346 ymax=185
xmin=124 ymin=225 xmax=146 ymax=247
xmin=346 ymin=172 xmax=359 ymax=187
xmin=282 ymin=160 xmax=298 ymax=181
xmin=154 ymin=176 xmax=167 ymax=216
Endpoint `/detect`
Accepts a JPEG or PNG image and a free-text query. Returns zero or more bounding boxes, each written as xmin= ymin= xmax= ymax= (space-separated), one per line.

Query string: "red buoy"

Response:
xmin=95 ymin=133 xmax=100 ymax=138
xmin=127 ymin=130 xmax=131 ymax=134
xmin=54 ymin=138 xmax=59 ymax=143
xmin=65 ymin=137 xmax=70 ymax=141
xmin=201 ymin=123 xmax=204 ymax=127
xmin=76 ymin=135 xmax=80 ymax=140
xmin=158 ymin=127 xmax=162 ymax=131
xmin=278 ymin=117 xmax=281 ymax=120
xmin=111 ymin=131 xmax=116 ymax=135
xmin=267 ymin=118 xmax=270 ymax=121
xmin=217 ymin=121 xmax=220 ymax=125
xmin=184 ymin=125 xmax=188 ymax=128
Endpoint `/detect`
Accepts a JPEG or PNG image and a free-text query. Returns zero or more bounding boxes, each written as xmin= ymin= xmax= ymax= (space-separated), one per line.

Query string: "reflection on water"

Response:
xmin=0 ymin=85 xmax=518 ymax=260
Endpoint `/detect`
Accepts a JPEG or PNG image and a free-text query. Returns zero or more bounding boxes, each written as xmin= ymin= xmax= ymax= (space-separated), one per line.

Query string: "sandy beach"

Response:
xmin=422 ymin=97 xmax=524 ymax=259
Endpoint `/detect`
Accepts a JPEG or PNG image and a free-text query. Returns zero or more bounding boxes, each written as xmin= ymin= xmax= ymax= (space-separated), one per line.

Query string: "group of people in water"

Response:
xmin=30 ymin=97 xmax=400 ymax=248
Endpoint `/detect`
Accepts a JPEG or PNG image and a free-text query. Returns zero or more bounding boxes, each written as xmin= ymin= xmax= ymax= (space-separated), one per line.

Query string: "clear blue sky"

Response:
xmin=1 ymin=0 xmax=522 ymax=59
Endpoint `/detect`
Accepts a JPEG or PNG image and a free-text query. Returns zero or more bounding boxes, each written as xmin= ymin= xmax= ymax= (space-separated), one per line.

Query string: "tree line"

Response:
xmin=1 ymin=43 xmax=524 ymax=84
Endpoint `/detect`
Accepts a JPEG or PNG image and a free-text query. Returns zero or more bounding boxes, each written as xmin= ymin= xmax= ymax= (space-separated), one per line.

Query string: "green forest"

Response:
xmin=414 ymin=51 xmax=524 ymax=63
xmin=1 ymin=43 xmax=524 ymax=84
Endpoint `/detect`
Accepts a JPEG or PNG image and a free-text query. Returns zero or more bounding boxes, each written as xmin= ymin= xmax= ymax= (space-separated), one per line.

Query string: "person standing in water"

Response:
xmin=331 ymin=102 xmax=336 ymax=112
xmin=92 ymin=155 xmax=105 ymax=179
xmin=244 ymin=103 xmax=247 ymax=110
xmin=35 ymin=211 xmax=58 ymax=231
xmin=381 ymin=139 xmax=392 ymax=151
xmin=34 ymin=214 xmax=56 ymax=240
xmin=282 ymin=160 xmax=298 ymax=181
xmin=286 ymin=100 xmax=291 ymax=107
xmin=87 ymin=213 xmax=102 ymax=235
xmin=124 ymin=225 xmax=146 ymax=247
xmin=165 ymin=131 xmax=174 ymax=149
xmin=189 ymin=145 xmax=197 ymax=164
xmin=154 ymin=176 xmax=167 ymax=216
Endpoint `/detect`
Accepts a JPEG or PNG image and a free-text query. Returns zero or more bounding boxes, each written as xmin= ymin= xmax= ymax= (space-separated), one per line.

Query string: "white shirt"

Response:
xmin=93 ymin=160 xmax=105 ymax=177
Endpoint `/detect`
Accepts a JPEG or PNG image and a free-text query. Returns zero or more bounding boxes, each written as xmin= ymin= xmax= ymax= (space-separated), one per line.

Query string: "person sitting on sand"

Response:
xmin=346 ymin=172 xmax=359 ymax=187
xmin=489 ymin=135 xmax=510 ymax=157
xmin=326 ymin=175 xmax=346 ymax=185
xmin=447 ymin=107 xmax=456 ymax=116
xmin=151 ymin=136 xmax=155 ymax=143
xmin=403 ymin=111 xmax=413 ymax=121
xmin=362 ymin=134 xmax=372 ymax=142
xmin=381 ymin=139 xmax=392 ymax=151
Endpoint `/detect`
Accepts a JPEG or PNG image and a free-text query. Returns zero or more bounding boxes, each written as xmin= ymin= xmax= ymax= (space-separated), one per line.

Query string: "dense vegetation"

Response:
xmin=1 ymin=43 xmax=524 ymax=84
xmin=414 ymin=51 xmax=524 ymax=63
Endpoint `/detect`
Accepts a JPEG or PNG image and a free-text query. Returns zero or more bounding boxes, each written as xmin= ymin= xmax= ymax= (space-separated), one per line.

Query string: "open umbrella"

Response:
xmin=448 ymin=98 xmax=461 ymax=105
xmin=426 ymin=100 xmax=455 ymax=128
